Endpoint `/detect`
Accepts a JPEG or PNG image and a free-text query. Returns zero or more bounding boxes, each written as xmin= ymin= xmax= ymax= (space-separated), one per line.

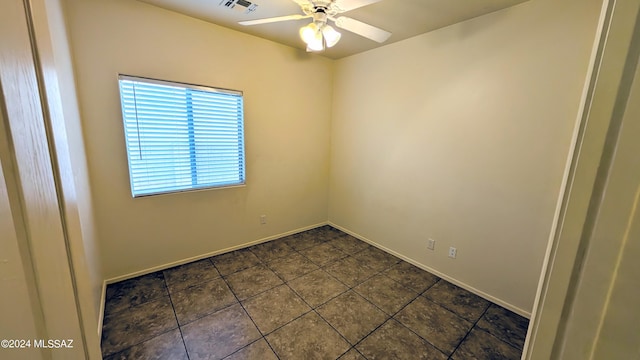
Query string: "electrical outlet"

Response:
xmin=260 ymin=215 xmax=267 ymax=224
xmin=427 ymin=238 xmax=435 ymax=250
xmin=448 ymin=247 xmax=457 ymax=258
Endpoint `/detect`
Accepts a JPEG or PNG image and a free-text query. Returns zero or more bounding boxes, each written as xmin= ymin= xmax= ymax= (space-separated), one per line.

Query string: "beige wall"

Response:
xmin=65 ymin=0 xmax=606 ymax=317
xmin=329 ymin=0 xmax=602 ymax=314
xmin=64 ymin=0 xmax=333 ymax=279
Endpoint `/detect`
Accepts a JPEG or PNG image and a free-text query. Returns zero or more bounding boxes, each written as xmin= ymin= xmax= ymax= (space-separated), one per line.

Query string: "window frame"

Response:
xmin=118 ymin=74 xmax=246 ymax=198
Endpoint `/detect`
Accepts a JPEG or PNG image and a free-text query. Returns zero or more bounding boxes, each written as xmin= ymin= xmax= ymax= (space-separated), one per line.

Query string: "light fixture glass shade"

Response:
xmin=300 ymin=22 xmax=324 ymax=52
xmin=322 ymin=25 xmax=341 ymax=48
xmin=306 ymin=31 xmax=324 ymax=52
xmin=299 ymin=23 xmax=318 ymax=44
xmin=300 ymin=20 xmax=342 ymax=52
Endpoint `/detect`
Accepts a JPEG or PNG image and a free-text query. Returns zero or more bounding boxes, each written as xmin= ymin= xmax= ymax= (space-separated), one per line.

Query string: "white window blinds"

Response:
xmin=118 ymin=75 xmax=245 ymax=197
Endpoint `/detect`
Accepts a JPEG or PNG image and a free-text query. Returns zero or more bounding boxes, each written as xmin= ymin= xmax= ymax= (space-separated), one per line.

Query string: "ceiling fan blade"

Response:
xmin=334 ymin=16 xmax=391 ymax=43
xmin=332 ymin=0 xmax=382 ymax=12
xmin=239 ymin=14 xmax=310 ymax=26
xmin=291 ymin=0 xmax=313 ymax=7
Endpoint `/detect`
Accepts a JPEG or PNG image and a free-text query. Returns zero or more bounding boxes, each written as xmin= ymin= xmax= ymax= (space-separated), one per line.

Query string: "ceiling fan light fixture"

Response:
xmin=239 ymin=0 xmax=391 ymax=53
xmin=299 ymin=21 xmax=340 ymax=52
xmin=322 ymin=25 xmax=341 ymax=48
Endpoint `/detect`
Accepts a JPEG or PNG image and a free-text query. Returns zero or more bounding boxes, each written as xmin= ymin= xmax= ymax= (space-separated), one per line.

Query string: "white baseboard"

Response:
xmin=103 ymin=221 xmax=328 ymax=285
xmin=98 ymin=220 xmax=530 ymax=324
xmin=328 ymin=222 xmax=532 ymax=319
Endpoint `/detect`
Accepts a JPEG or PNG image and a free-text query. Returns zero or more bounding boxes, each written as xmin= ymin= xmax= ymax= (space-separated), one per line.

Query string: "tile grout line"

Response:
xmin=200 ymin=234 xmax=364 ymax=359
xmin=281 ymin=233 xmax=357 ymax=359
xmin=101 ymin=229 xmax=408 ymax=358
xmin=102 ymin=226 xmax=526 ymax=359
xmin=312 ymin=303 xmax=369 ymax=358
xmin=101 ymin=326 xmax=179 ymax=359
xmin=246 ymin=231 xmax=363 ymax=359
xmin=101 ymin=273 xmax=169 ymax=317
xmin=186 ymin=232 xmax=397 ymax=358
xmin=446 ymin=300 xmax=493 ymax=358
xmin=101 ymin=274 xmax=183 ymax=358
xmin=308 ymin=249 xmax=431 ymax=358
xmin=162 ymin=262 xmax=238 ymax=329
xmin=473 ymin=304 xmax=528 ymax=351
xmin=279 ymin=236 xmax=433 ymax=357
xmin=348 ymin=280 xmax=436 ymax=356
xmin=429 ymin=289 xmax=492 ymax=355
xmin=165 ymin=273 xmax=192 ymax=360
xmin=356 ymin=278 xmax=449 ymax=357
xmin=211 ymin=258 xmax=283 ymax=360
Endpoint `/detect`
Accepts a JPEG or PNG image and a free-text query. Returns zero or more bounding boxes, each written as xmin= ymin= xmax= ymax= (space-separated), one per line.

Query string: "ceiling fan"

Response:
xmin=238 ymin=0 xmax=391 ymax=52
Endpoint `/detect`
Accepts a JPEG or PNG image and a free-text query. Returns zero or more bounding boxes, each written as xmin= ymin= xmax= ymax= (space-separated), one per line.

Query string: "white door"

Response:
xmin=0 ymin=0 xmax=90 ymax=359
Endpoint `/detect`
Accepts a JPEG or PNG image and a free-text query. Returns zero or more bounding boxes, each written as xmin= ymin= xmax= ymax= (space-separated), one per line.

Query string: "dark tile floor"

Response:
xmin=101 ymin=226 xmax=529 ymax=360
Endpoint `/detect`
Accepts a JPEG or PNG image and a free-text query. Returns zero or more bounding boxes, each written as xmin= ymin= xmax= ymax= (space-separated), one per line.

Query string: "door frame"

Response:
xmin=524 ymin=0 xmax=640 ymax=358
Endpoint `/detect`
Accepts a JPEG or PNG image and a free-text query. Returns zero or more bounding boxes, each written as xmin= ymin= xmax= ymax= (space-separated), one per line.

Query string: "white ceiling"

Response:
xmin=139 ymin=0 xmax=530 ymax=59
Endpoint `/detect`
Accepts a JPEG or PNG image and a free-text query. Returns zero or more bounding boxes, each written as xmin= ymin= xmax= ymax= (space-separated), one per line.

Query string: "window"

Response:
xmin=118 ymin=75 xmax=245 ymax=197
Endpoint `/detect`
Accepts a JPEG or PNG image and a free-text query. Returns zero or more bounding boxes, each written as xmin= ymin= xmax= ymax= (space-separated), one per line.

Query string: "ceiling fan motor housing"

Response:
xmin=312 ymin=0 xmax=334 ymax=9
xmin=313 ymin=11 xmax=328 ymax=26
